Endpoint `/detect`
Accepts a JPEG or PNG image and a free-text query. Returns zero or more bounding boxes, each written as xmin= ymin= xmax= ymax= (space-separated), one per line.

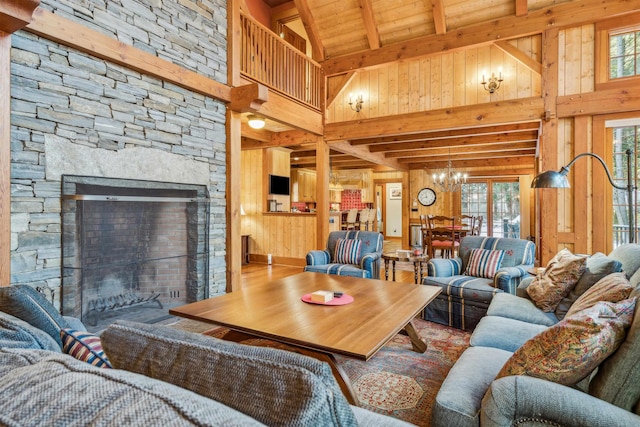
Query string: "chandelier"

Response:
xmin=431 ymin=157 xmax=468 ymax=192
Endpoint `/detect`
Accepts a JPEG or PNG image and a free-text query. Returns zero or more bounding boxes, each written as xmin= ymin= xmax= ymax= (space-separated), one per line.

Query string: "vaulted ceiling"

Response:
xmin=241 ymin=0 xmax=630 ymax=173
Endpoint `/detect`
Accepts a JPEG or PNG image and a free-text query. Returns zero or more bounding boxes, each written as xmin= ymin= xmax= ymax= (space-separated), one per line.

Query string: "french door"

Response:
xmin=461 ymin=180 xmax=520 ymax=237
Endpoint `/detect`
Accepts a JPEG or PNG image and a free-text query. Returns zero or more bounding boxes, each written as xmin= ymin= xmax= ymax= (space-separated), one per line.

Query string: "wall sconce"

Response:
xmin=480 ymin=70 xmax=503 ymax=94
xmin=348 ymin=94 xmax=364 ymax=112
xmin=247 ymin=115 xmax=265 ymax=129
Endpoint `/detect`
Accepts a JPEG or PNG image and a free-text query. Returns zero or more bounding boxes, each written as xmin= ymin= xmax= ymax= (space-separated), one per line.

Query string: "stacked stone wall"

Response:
xmin=10 ymin=0 xmax=229 ymax=307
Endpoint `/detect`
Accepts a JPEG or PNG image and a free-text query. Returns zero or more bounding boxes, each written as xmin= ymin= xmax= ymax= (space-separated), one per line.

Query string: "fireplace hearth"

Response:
xmin=61 ymin=176 xmax=210 ymax=332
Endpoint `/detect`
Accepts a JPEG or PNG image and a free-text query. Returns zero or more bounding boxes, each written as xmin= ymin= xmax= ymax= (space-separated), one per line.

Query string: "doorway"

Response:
xmin=385 ymin=182 xmax=403 ymax=237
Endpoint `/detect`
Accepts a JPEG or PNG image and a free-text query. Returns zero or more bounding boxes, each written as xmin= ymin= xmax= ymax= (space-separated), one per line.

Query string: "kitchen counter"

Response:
xmin=263 ymin=211 xmax=316 ymax=215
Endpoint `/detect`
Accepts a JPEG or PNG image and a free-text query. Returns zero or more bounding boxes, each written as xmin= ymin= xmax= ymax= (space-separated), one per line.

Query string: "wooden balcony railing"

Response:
xmin=240 ymin=13 xmax=321 ymax=111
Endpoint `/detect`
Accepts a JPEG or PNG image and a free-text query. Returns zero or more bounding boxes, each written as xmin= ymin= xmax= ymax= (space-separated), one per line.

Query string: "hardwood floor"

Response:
xmin=241 ymin=238 xmax=419 ymax=286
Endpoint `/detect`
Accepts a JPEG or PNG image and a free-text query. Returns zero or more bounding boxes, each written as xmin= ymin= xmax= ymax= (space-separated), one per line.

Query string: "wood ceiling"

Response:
xmin=240 ymin=0 xmax=590 ymax=173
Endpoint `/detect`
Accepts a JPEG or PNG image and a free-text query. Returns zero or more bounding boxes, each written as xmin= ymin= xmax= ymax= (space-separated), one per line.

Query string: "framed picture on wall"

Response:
xmin=389 ymin=185 xmax=402 ymax=199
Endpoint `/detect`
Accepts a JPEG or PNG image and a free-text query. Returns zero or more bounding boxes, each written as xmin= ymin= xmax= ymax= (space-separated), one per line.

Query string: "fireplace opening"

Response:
xmin=61 ymin=176 xmax=210 ymax=333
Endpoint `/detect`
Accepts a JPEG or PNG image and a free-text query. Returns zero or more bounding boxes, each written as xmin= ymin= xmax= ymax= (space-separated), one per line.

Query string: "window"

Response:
xmin=609 ymin=30 xmax=640 ymax=79
xmin=461 ymin=180 xmax=520 ymax=237
xmin=611 ymin=125 xmax=640 ymax=246
xmin=596 ymin=14 xmax=640 ymax=88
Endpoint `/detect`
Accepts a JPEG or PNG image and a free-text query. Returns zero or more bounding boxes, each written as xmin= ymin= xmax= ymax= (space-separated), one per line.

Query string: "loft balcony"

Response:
xmin=240 ymin=13 xmax=321 ymax=111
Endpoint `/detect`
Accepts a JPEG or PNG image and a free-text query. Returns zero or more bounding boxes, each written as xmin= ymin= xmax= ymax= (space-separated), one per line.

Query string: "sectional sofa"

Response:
xmin=432 ymin=244 xmax=640 ymax=426
xmin=0 ymin=285 xmax=410 ymax=426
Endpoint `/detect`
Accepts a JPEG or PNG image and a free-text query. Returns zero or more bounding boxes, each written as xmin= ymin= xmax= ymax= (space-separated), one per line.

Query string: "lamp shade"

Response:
xmin=247 ymin=115 xmax=265 ymax=129
xmin=531 ymin=170 xmax=570 ymax=188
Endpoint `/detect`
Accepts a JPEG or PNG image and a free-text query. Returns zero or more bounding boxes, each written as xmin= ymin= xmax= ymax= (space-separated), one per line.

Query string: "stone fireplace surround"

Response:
xmin=9 ymin=0 xmax=229 ymax=319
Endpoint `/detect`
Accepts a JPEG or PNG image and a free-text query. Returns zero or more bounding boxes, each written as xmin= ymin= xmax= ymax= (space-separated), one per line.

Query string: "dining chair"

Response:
xmin=419 ymin=214 xmax=429 ymax=254
xmin=342 ymin=208 xmax=359 ymax=230
xmin=367 ymin=208 xmax=377 ymax=231
xmin=358 ymin=208 xmax=369 ymax=230
xmin=459 ymin=215 xmax=476 ymax=234
xmin=473 ymin=216 xmax=483 ymax=236
xmin=426 ymin=215 xmax=460 ymax=259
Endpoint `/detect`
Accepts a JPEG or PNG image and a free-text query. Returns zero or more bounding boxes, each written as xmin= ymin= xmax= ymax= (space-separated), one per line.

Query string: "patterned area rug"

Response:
xmin=168 ymin=318 xmax=470 ymax=427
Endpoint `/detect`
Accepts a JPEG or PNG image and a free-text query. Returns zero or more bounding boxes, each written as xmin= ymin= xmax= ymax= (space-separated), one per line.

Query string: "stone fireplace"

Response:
xmin=9 ymin=0 xmax=228 ymax=326
xmin=61 ymin=176 xmax=209 ymax=332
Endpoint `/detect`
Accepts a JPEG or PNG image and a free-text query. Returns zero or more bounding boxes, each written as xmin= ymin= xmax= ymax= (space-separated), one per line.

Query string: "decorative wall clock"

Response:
xmin=417 ymin=187 xmax=437 ymax=206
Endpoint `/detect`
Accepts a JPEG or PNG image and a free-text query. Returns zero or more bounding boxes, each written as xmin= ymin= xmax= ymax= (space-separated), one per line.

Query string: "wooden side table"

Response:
xmin=241 ymin=234 xmax=250 ymax=265
xmin=381 ymin=251 xmax=428 ymax=284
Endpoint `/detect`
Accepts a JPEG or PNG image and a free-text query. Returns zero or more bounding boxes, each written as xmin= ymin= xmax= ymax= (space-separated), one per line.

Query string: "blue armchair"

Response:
xmin=304 ymin=231 xmax=384 ymax=279
xmin=423 ymin=236 xmax=535 ymax=330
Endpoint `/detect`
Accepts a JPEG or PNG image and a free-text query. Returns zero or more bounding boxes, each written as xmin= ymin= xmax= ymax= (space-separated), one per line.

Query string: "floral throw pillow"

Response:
xmin=566 ymin=272 xmax=634 ymax=318
xmin=496 ymin=298 xmax=636 ymax=386
xmin=526 ymin=248 xmax=587 ymax=312
xmin=465 ymin=248 xmax=505 ymax=279
xmin=334 ymin=238 xmax=362 ymax=265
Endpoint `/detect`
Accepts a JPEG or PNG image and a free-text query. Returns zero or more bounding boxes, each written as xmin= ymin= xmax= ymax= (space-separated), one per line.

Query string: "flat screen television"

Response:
xmin=269 ymin=174 xmax=290 ymax=195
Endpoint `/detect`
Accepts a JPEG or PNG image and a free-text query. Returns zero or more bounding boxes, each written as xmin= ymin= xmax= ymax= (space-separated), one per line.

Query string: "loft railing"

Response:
xmin=240 ymin=13 xmax=321 ymax=111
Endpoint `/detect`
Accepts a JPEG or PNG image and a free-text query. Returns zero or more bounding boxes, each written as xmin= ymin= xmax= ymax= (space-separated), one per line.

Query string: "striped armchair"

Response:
xmin=423 ymin=236 xmax=535 ymax=331
xmin=304 ymin=231 xmax=384 ymax=279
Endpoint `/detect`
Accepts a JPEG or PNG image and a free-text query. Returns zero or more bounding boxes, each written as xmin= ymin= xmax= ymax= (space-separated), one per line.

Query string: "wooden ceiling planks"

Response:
xmin=239 ymin=0 xmax=639 ymax=174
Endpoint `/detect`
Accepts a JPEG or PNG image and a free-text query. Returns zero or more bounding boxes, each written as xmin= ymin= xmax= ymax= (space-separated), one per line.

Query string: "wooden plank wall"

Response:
xmin=241 ymin=149 xmax=316 ymax=264
xmin=327 ymin=37 xmax=542 ymax=122
xmin=552 ymin=25 xmax=596 ymax=256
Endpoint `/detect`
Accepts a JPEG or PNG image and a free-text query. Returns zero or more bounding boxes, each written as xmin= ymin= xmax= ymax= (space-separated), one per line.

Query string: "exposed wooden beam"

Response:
xmin=515 ymin=0 xmax=529 ymax=17
xmin=329 ymin=141 xmax=408 ymax=170
xmin=470 ymin=168 xmax=535 ymax=176
xmin=242 ymin=129 xmax=321 ymax=150
xmin=0 ymin=0 xmax=39 ymax=33
xmin=0 ymin=32 xmax=11 ymax=286
xmin=0 ymin=0 xmax=40 ymax=286
xmin=327 ymin=72 xmax=356 ymax=107
xmin=325 ymin=97 xmax=544 ymax=141
xmin=322 ymin=0 xmax=639 ymax=76
xmin=26 ymin=8 xmax=233 ymax=102
xmin=408 ymin=156 xmax=534 ymax=169
xmin=370 ymin=130 xmax=539 ymax=153
xmin=387 ymin=141 xmax=537 ymax=158
xmin=494 ymin=40 xmax=542 ymax=75
xmin=431 ymin=0 xmax=447 ymax=35
xmin=557 ymin=83 xmax=640 ymax=118
xmin=229 ymin=83 xmax=269 ymax=112
xmin=242 ymin=129 xmax=273 ymax=145
xmin=358 ymin=0 xmax=381 ymax=49
xmin=293 ymin=0 xmax=326 ymax=60
xmin=397 ymin=150 xmax=536 ymax=163
xmin=349 ymin=122 xmax=540 ymax=145
xmin=248 ymin=84 xmax=324 ymax=135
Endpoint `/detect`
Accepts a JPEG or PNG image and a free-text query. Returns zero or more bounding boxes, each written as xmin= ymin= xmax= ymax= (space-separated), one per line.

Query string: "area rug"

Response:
xmin=168 ymin=317 xmax=470 ymax=426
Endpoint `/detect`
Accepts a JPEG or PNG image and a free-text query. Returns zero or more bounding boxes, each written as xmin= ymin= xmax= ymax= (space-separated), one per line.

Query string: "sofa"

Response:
xmin=0 ymin=285 xmax=411 ymax=426
xmin=432 ymin=243 xmax=640 ymax=427
xmin=304 ymin=230 xmax=384 ymax=279
xmin=423 ymin=236 xmax=536 ymax=330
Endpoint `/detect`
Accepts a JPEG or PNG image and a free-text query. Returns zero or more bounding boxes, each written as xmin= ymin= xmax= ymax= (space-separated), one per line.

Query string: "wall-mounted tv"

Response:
xmin=269 ymin=174 xmax=290 ymax=196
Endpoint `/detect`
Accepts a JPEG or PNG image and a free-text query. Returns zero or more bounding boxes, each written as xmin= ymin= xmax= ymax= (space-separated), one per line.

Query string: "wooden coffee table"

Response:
xmin=169 ymin=272 xmax=441 ymax=405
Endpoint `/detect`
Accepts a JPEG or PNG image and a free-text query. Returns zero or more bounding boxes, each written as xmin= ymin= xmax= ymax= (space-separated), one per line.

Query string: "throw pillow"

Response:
xmin=0 ymin=311 xmax=60 ymax=352
xmin=334 ymin=238 xmax=362 ymax=265
xmin=465 ymin=248 xmax=505 ymax=279
xmin=60 ymin=329 xmax=112 ymax=368
xmin=0 ymin=285 xmax=70 ymax=347
xmin=526 ymin=248 xmax=587 ymax=312
xmin=496 ymin=298 xmax=636 ymax=386
xmin=100 ymin=320 xmax=357 ymax=427
xmin=554 ymin=252 xmax=622 ymax=319
xmin=566 ymin=272 xmax=634 ymax=318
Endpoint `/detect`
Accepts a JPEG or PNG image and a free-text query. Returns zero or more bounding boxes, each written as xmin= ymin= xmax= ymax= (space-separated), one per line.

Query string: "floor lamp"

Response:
xmin=531 ymin=149 xmax=636 ymax=244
